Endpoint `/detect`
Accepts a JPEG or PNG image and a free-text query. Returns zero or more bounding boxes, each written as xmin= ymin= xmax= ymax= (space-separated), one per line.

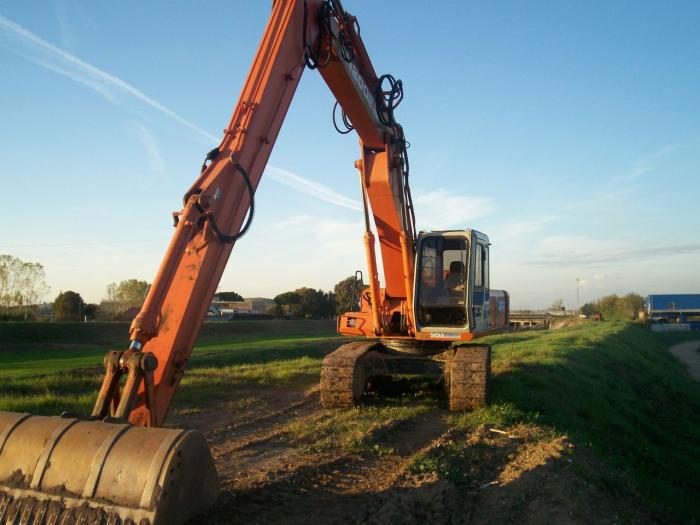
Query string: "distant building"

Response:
xmin=646 ymin=294 xmax=700 ymax=331
xmin=208 ymin=300 xmax=253 ymax=316
xmin=208 ymin=297 xmax=275 ymax=317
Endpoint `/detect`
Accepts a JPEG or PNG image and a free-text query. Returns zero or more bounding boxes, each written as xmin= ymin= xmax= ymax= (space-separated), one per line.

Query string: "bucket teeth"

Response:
xmin=0 ymin=493 xmax=143 ymax=525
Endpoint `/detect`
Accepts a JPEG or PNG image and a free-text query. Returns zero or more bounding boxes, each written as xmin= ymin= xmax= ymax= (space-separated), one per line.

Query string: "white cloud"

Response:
xmin=265 ymin=214 xmax=312 ymax=232
xmin=414 ymin=189 xmax=495 ymax=230
xmin=527 ymin=235 xmax=700 ymax=268
xmin=220 ymin=215 xmax=365 ymax=296
xmin=493 ymin=215 xmax=558 ymax=241
xmin=614 ymin=139 xmax=696 ymax=183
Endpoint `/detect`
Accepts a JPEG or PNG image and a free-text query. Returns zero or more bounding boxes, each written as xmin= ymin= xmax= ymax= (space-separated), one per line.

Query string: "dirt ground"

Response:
xmin=669 ymin=340 xmax=700 ymax=383
xmin=174 ymin=343 xmax=656 ymax=525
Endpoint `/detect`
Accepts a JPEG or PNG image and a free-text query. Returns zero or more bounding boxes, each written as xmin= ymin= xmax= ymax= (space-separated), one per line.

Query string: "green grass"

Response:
xmin=287 ymin=405 xmax=426 ymax=455
xmin=0 ymin=320 xmax=336 ymax=378
xmin=287 ymin=380 xmax=439 ymax=455
xmin=0 ymin=320 xmax=337 ymax=414
xmin=0 ymin=320 xmax=699 ymax=520
xmin=454 ymin=322 xmax=700 ymax=521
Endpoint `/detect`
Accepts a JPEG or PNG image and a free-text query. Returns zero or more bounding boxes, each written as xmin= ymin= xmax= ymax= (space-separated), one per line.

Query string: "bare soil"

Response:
xmin=175 ymin=382 xmax=654 ymax=524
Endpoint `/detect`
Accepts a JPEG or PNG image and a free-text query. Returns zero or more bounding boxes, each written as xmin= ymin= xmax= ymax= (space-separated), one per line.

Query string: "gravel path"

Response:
xmin=669 ymin=340 xmax=700 ymax=382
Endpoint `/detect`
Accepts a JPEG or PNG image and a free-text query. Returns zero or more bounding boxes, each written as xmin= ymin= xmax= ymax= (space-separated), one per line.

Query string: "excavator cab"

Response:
xmin=415 ymin=229 xmax=492 ymax=334
xmin=324 ymin=228 xmax=507 ymax=412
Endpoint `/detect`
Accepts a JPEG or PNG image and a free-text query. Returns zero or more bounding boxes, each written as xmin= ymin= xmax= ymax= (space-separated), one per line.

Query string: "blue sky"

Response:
xmin=1 ymin=1 xmax=698 ymax=308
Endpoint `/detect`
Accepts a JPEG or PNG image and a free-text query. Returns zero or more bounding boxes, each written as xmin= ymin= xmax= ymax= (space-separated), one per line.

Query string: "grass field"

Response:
xmin=1 ymin=320 xmax=699 ymax=522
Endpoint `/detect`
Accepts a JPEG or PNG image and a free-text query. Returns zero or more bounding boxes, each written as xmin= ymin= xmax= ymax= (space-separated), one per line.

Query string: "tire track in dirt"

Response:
xmin=190 ymin=401 xmax=452 ymax=524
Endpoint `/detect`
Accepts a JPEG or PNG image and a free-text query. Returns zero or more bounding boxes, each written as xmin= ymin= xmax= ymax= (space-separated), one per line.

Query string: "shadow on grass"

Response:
xmin=468 ymin=322 xmax=700 ymax=522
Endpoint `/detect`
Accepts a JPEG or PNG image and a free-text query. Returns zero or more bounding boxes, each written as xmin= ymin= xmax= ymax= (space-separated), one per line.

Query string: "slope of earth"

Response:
xmin=180 ymin=322 xmax=700 ymax=524
xmin=1 ymin=320 xmax=699 ymax=523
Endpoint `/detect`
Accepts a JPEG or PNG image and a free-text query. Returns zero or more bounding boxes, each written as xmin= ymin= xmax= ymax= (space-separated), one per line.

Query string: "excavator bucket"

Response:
xmin=0 ymin=411 xmax=218 ymax=525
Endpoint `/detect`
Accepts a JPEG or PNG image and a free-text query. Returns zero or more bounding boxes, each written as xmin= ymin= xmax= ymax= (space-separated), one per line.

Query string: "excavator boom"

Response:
xmin=0 ymin=1 xmax=426 ymax=523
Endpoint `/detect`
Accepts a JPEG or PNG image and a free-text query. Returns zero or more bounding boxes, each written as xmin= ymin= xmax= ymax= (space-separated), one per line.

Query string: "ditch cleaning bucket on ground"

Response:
xmin=0 ymin=411 xmax=219 ymax=524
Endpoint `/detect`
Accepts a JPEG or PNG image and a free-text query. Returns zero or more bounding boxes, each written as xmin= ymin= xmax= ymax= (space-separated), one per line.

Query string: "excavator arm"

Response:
xmin=96 ymin=0 xmax=416 ymax=429
xmin=0 ymin=4 xmax=417 ymax=524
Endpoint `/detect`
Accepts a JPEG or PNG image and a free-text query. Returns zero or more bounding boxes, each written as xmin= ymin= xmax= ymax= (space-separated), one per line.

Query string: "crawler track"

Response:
xmin=446 ymin=345 xmax=491 ymax=411
xmin=320 ymin=341 xmax=380 ymax=408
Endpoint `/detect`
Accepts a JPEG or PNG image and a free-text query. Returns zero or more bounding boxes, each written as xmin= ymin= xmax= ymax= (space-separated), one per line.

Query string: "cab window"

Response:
xmin=417 ymin=236 xmax=469 ymax=327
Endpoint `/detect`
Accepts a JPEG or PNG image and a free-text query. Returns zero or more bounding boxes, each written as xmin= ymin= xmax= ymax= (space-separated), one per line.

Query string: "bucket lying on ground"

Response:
xmin=0 ymin=411 xmax=219 ymax=524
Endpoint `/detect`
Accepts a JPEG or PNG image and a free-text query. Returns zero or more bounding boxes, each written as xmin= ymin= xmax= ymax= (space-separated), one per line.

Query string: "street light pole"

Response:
xmin=576 ymin=278 xmax=580 ymax=314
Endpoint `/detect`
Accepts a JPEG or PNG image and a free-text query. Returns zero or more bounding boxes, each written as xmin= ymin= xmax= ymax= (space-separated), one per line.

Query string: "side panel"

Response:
xmin=487 ymin=290 xmax=509 ymax=331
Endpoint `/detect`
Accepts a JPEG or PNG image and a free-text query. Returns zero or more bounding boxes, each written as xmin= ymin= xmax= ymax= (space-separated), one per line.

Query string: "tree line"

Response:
xmin=49 ymin=275 xmax=363 ymax=322
xmin=1 ymin=253 xmax=649 ymax=323
xmin=580 ymin=293 xmax=645 ymax=321
xmin=267 ymin=275 xmax=360 ymax=318
xmin=53 ymin=279 xmax=150 ymax=321
xmin=0 ymin=255 xmax=49 ymax=320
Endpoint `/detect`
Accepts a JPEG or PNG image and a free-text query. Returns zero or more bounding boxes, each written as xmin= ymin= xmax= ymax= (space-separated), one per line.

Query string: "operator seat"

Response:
xmin=445 ymin=261 xmax=466 ymax=303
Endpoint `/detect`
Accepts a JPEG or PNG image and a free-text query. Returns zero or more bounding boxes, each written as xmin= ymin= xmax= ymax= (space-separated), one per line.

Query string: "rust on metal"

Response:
xmin=0 ymin=412 xmax=218 ymax=525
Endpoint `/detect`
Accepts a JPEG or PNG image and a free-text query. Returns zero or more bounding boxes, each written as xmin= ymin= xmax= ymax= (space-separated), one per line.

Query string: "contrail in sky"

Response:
xmin=266 ymin=167 xmax=361 ymax=211
xmin=0 ymin=13 xmax=361 ymax=211
xmin=0 ymin=13 xmax=218 ymax=143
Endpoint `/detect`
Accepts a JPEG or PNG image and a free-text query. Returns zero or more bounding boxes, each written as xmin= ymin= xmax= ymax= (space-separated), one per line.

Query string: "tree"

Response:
xmin=266 ymin=303 xmax=285 ymax=316
xmin=273 ymin=287 xmax=336 ymax=318
xmin=53 ymin=291 xmax=85 ymax=321
xmin=273 ymin=290 xmax=301 ymax=316
xmin=102 ymin=279 xmax=150 ymax=318
xmin=550 ymin=298 xmax=565 ymax=311
xmin=0 ymin=254 xmax=50 ymax=318
xmin=591 ymin=293 xmax=644 ymax=320
xmin=215 ymin=291 xmax=244 ymax=301
xmin=597 ymin=294 xmax=619 ymax=319
xmin=334 ymin=275 xmax=362 ymax=315
xmin=620 ymin=293 xmax=645 ymax=319
xmin=84 ymin=303 xmax=99 ymax=320
xmin=580 ymin=302 xmax=598 ymax=316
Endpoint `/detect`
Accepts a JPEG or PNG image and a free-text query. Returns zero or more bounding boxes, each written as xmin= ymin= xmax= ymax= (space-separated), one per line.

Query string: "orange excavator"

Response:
xmin=0 ymin=1 xmax=509 ymax=523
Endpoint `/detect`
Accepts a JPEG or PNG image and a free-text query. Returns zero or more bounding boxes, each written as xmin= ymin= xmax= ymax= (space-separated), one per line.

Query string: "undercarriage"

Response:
xmin=320 ymin=340 xmax=491 ymax=411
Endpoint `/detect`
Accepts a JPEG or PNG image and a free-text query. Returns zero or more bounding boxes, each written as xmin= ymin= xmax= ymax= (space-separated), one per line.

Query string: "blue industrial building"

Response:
xmin=646 ymin=294 xmax=700 ymax=331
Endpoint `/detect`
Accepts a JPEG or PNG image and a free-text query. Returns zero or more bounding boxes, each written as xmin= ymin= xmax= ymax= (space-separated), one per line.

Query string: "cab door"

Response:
xmin=471 ymin=238 xmax=490 ymax=331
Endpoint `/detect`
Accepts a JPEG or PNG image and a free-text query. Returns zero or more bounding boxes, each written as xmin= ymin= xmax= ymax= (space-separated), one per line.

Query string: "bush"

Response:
xmin=53 ymin=291 xmax=85 ymax=322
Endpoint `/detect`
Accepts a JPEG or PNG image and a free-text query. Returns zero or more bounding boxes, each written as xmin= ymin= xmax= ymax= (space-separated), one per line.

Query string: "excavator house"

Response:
xmin=0 ymin=1 xmax=509 ymax=523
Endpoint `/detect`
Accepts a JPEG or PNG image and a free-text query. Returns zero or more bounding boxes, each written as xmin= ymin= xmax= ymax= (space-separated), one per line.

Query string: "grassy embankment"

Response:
xmin=453 ymin=322 xmax=700 ymax=522
xmin=1 ymin=320 xmax=699 ymax=520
